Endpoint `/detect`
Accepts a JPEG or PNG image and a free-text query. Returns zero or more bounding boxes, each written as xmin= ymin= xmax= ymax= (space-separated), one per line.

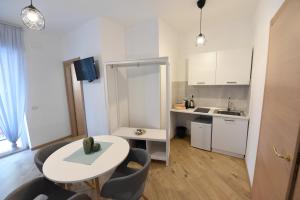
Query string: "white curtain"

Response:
xmin=0 ymin=23 xmax=27 ymax=147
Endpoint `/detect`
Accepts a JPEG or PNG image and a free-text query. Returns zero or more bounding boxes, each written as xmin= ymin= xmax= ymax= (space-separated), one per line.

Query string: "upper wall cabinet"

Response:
xmin=187 ymin=48 xmax=253 ymax=86
xmin=188 ymin=52 xmax=217 ymax=85
xmin=216 ymin=48 xmax=252 ymax=85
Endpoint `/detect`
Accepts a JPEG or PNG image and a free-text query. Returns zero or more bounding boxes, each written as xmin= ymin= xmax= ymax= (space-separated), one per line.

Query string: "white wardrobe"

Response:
xmin=104 ymin=57 xmax=171 ymax=165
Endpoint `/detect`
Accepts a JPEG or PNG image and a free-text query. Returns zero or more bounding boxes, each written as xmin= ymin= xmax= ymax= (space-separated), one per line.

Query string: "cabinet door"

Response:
xmin=188 ymin=52 xmax=217 ymax=85
xmin=212 ymin=117 xmax=248 ymax=155
xmin=216 ymin=48 xmax=252 ymax=85
xmin=191 ymin=122 xmax=211 ymax=151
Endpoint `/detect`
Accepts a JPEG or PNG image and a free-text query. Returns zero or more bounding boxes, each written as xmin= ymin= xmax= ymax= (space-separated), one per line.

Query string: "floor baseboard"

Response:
xmin=0 ymin=147 xmax=28 ymax=158
xmin=31 ymin=135 xmax=72 ymax=150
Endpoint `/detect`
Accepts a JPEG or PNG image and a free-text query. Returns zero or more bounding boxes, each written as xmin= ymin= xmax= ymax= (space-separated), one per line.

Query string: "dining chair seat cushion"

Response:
xmin=33 ymin=194 xmax=48 ymax=200
xmin=111 ymin=167 xmax=138 ymax=179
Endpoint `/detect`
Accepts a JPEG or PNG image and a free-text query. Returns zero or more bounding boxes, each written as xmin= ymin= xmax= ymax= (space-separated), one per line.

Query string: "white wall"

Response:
xmin=24 ymin=31 xmax=70 ymax=148
xmin=100 ymin=18 xmax=126 ymax=132
xmin=158 ymin=19 xmax=179 ymax=81
xmin=125 ymin=19 xmax=161 ymax=129
xmin=158 ymin=19 xmax=179 ymax=131
xmin=125 ymin=19 xmax=159 ymax=59
xmin=61 ymin=18 xmax=125 ymax=136
xmin=100 ymin=18 xmax=125 ymax=62
xmin=245 ymin=0 xmax=284 ymax=185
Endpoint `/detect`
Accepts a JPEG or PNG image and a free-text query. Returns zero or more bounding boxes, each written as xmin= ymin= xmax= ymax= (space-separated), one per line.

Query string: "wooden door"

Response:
xmin=70 ymin=63 xmax=87 ymax=135
xmin=63 ymin=59 xmax=87 ymax=136
xmin=251 ymin=0 xmax=300 ymax=199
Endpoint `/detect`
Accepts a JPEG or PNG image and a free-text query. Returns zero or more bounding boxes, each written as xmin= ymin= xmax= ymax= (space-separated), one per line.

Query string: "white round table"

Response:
xmin=43 ymin=135 xmax=129 ymax=199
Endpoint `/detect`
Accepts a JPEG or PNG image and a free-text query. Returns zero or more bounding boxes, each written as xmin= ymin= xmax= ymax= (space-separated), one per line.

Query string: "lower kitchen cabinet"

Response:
xmin=212 ymin=116 xmax=248 ymax=158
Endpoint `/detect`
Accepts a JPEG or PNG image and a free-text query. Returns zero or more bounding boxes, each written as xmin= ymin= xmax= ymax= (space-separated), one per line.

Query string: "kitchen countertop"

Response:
xmin=170 ymin=107 xmax=249 ymax=120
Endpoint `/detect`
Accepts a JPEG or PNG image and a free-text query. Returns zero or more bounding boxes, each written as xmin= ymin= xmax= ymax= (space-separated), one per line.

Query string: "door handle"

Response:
xmin=227 ymin=81 xmax=237 ymax=84
xmin=273 ymin=146 xmax=291 ymax=162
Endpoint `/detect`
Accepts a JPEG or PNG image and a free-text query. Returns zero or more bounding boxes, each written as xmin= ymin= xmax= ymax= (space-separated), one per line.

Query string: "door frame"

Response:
xmin=63 ymin=58 xmax=87 ymax=137
xmin=290 ymin=127 xmax=300 ymax=199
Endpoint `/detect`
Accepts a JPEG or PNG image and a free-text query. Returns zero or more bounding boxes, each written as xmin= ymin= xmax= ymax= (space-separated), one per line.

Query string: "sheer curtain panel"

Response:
xmin=0 ymin=23 xmax=27 ymax=147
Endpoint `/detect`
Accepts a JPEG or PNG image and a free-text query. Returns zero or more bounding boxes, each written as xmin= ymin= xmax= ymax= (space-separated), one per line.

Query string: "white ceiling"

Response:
xmin=0 ymin=0 xmax=258 ymax=34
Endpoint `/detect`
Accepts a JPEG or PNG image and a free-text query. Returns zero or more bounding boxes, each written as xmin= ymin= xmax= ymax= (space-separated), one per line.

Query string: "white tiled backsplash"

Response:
xmin=172 ymin=81 xmax=250 ymax=112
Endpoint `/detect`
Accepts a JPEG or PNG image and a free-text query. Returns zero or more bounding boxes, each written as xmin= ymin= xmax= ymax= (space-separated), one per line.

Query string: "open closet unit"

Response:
xmin=104 ymin=57 xmax=171 ymax=166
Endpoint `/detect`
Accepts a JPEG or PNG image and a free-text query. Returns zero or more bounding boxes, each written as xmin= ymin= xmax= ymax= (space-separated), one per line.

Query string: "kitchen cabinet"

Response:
xmin=216 ymin=48 xmax=252 ymax=85
xmin=188 ymin=52 xmax=217 ymax=85
xmin=212 ymin=116 xmax=248 ymax=157
xmin=187 ymin=48 xmax=252 ymax=86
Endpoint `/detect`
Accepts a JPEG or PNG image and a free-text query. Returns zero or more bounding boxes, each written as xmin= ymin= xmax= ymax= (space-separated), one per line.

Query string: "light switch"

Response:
xmin=32 ymin=106 xmax=39 ymax=110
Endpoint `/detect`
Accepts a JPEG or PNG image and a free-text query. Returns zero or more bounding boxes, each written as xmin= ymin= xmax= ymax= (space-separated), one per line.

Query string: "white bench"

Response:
xmin=112 ymin=127 xmax=168 ymax=163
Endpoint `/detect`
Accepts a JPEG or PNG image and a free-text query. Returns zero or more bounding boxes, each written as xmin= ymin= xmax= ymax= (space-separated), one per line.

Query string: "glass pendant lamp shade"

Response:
xmin=196 ymin=0 xmax=206 ymax=47
xmin=196 ymin=33 xmax=206 ymax=46
xmin=21 ymin=1 xmax=45 ymax=30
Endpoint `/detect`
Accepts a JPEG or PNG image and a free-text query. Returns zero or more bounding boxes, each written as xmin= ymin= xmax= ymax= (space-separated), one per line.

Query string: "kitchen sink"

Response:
xmin=217 ymin=110 xmax=242 ymax=116
xmin=194 ymin=107 xmax=210 ymax=113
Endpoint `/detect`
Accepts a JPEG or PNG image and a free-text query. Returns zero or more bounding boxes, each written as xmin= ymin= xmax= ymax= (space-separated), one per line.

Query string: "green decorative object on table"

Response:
xmin=83 ymin=137 xmax=101 ymax=154
xmin=83 ymin=137 xmax=92 ymax=154
xmin=93 ymin=143 xmax=101 ymax=152
xmin=88 ymin=137 xmax=94 ymax=147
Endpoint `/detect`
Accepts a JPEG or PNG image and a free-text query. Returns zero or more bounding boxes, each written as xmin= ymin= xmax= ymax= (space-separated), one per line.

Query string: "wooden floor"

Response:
xmin=0 ymin=137 xmax=250 ymax=200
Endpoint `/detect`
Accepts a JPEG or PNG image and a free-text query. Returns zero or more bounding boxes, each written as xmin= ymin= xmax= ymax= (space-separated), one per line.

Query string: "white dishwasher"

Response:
xmin=191 ymin=119 xmax=212 ymax=151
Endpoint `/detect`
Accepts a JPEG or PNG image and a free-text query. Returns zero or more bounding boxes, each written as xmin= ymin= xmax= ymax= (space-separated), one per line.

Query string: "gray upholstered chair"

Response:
xmin=4 ymin=177 xmax=91 ymax=200
xmin=34 ymin=141 xmax=70 ymax=173
xmin=101 ymin=148 xmax=151 ymax=200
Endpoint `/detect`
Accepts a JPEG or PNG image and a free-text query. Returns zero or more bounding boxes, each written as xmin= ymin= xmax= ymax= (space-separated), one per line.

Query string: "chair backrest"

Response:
xmin=34 ymin=141 xmax=70 ymax=173
xmin=101 ymin=148 xmax=151 ymax=200
xmin=4 ymin=177 xmax=91 ymax=200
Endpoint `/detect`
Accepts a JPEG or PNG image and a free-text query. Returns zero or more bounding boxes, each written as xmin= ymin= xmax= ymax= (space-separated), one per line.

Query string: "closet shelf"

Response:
xmin=147 ymin=141 xmax=167 ymax=161
xmin=112 ymin=127 xmax=166 ymax=142
xmin=150 ymin=151 xmax=167 ymax=161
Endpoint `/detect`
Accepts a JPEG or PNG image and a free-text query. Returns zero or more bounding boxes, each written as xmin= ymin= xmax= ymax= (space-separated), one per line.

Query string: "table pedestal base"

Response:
xmin=84 ymin=178 xmax=101 ymax=200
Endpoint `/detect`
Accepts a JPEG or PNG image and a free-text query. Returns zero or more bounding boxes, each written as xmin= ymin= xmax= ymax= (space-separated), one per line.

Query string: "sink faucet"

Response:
xmin=227 ymin=97 xmax=232 ymax=111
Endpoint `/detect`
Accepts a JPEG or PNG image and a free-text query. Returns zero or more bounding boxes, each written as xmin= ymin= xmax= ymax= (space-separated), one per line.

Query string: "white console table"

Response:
xmin=112 ymin=127 xmax=168 ymax=165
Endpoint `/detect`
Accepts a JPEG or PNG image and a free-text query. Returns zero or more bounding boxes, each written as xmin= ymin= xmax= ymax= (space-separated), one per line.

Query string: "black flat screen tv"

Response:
xmin=73 ymin=57 xmax=98 ymax=82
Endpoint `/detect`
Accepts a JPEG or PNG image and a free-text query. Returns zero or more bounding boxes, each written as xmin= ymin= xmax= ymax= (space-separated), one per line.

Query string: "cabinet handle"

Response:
xmin=224 ymin=119 xmax=235 ymax=122
xmin=227 ymin=81 xmax=237 ymax=84
xmin=273 ymin=146 xmax=291 ymax=162
xmin=197 ymin=82 xmax=206 ymax=85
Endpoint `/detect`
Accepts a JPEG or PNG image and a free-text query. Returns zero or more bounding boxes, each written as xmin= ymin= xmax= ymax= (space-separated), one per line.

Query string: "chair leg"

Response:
xmin=64 ymin=183 xmax=71 ymax=190
xmin=142 ymin=194 xmax=149 ymax=200
xmin=95 ymin=177 xmax=101 ymax=200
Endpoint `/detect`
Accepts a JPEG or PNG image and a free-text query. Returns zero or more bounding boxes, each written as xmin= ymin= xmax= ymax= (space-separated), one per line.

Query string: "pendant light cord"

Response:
xmin=30 ymin=0 xmax=33 ymax=6
xmin=200 ymin=9 xmax=203 ymax=34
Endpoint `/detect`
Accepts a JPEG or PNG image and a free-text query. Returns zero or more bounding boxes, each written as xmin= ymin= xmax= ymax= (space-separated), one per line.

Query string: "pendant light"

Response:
xmin=21 ymin=0 xmax=45 ymax=30
xmin=196 ymin=0 xmax=206 ymax=46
